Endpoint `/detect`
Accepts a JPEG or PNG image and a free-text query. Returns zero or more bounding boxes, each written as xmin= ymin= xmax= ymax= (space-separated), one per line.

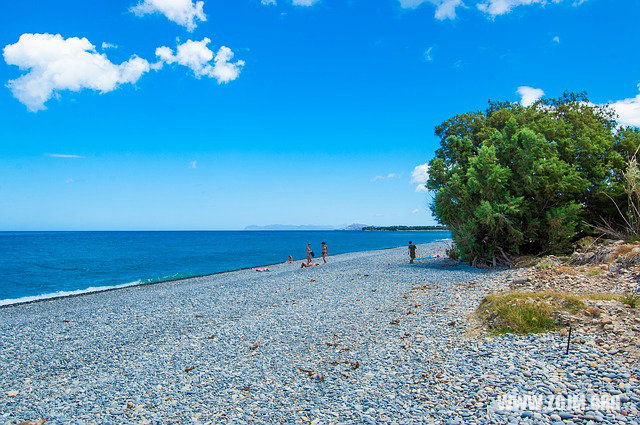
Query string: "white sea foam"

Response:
xmin=0 ymin=280 xmax=143 ymax=307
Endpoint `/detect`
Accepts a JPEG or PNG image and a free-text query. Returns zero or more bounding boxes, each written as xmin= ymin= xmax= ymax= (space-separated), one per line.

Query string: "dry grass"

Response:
xmin=612 ymin=244 xmax=637 ymax=258
xmin=511 ymin=256 xmax=540 ymax=268
xmin=587 ymin=268 xmax=604 ymax=276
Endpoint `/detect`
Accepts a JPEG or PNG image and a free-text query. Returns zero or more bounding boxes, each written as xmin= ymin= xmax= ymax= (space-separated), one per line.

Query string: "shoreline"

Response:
xmin=0 ymin=239 xmax=451 ymax=308
xmin=1 ymin=240 xmax=637 ymax=424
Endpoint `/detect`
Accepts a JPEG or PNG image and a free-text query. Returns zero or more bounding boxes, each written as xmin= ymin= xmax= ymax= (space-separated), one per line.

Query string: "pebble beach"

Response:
xmin=1 ymin=241 xmax=639 ymax=424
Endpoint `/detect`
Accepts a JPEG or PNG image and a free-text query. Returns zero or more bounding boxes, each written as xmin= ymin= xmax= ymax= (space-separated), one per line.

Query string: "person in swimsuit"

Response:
xmin=301 ymin=262 xmax=319 ymax=268
xmin=306 ymin=243 xmax=312 ymax=264
xmin=408 ymin=241 xmax=417 ymax=264
xmin=321 ymin=242 xmax=328 ymax=264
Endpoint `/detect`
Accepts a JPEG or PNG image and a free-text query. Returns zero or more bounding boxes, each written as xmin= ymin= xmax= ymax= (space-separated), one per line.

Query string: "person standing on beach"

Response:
xmin=408 ymin=241 xmax=417 ymax=264
xmin=306 ymin=243 xmax=313 ymax=264
xmin=321 ymin=242 xmax=328 ymax=264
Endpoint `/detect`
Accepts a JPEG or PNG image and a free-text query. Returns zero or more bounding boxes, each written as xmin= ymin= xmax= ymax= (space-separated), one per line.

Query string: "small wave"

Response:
xmin=0 ymin=280 xmax=144 ymax=307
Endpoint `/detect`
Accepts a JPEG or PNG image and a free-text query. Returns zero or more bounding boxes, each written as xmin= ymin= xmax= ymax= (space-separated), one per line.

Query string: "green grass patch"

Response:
xmin=585 ymin=293 xmax=620 ymax=301
xmin=585 ymin=292 xmax=638 ymax=307
xmin=621 ymin=292 xmax=639 ymax=308
xmin=477 ymin=291 xmax=585 ymax=335
xmin=535 ymin=260 xmax=552 ymax=269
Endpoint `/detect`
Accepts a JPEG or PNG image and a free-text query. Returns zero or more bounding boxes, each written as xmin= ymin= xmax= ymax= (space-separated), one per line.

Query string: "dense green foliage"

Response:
xmin=361 ymin=225 xmax=448 ymax=231
xmin=426 ymin=92 xmax=640 ymax=266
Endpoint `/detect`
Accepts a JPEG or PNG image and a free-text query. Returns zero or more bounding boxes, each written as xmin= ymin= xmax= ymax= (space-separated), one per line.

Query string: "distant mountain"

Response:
xmin=244 ymin=224 xmax=337 ymax=231
xmin=243 ymin=223 xmax=369 ymax=231
xmin=341 ymin=223 xmax=368 ymax=231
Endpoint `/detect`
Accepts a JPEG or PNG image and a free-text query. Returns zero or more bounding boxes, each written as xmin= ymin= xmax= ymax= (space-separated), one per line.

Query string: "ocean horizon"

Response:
xmin=0 ymin=230 xmax=450 ymax=306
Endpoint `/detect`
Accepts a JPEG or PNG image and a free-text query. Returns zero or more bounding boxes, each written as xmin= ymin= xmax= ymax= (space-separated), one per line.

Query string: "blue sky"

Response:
xmin=1 ymin=0 xmax=639 ymax=230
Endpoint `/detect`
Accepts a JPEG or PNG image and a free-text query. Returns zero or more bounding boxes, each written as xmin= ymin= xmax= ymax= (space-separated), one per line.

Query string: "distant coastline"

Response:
xmin=244 ymin=223 xmax=368 ymax=231
xmin=243 ymin=224 xmax=447 ymax=232
xmin=362 ymin=225 xmax=448 ymax=232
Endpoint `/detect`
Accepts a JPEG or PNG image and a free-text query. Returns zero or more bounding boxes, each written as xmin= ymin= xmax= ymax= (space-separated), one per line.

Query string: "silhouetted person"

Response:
xmin=408 ymin=241 xmax=417 ymax=264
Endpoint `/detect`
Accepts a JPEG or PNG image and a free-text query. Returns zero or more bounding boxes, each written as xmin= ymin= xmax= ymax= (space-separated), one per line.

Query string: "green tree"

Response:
xmin=427 ymin=92 xmax=640 ymax=266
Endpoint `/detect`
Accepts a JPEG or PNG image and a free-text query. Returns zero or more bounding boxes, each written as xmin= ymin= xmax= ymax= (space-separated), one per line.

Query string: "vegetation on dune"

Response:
xmin=478 ymin=291 xmax=585 ymax=334
xmin=594 ymin=156 xmax=640 ymax=241
xmin=478 ymin=290 xmax=637 ymax=335
xmin=426 ymin=92 xmax=640 ymax=266
xmin=589 ymin=291 xmax=639 ymax=308
xmin=621 ymin=292 xmax=640 ymax=308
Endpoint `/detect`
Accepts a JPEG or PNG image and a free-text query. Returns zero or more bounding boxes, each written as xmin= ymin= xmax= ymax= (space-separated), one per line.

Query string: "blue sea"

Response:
xmin=0 ymin=230 xmax=450 ymax=305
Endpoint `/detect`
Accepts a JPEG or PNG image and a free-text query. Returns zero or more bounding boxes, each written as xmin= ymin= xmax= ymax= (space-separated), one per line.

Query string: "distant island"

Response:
xmin=341 ymin=223 xmax=369 ymax=231
xmin=244 ymin=223 xmax=369 ymax=231
xmin=362 ymin=225 xmax=449 ymax=232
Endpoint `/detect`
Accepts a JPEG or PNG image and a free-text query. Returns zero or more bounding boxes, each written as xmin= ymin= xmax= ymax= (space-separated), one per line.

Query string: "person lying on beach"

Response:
xmin=321 ymin=242 xmax=328 ymax=264
xmin=300 ymin=262 xmax=319 ymax=268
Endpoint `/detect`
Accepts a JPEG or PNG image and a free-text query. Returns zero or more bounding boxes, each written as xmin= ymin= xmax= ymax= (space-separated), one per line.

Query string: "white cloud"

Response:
xmin=401 ymin=0 xmax=585 ymax=19
xmin=3 ymin=33 xmax=150 ymax=112
xmin=47 ymin=153 xmax=85 ymax=158
xmin=260 ymin=0 xmax=319 ymax=5
xmin=553 ymin=35 xmax=560 ymax=44
xmin=399 ymin=0 xmax=462 ymax=20
xmin=130 ymin=0 xmax=206 ymax=31
xmin=517 ymin=86 xmax=544 ymax=106
xmin=412 ymin=208 xmax=420 ymax=214
xmin=371 ymin=173 xmax=399 ymax=182
xmin=190 ymin=160 xmax=198 ymax=169
xmin=515 ymin=84 xmax=639 ymax=128
xmin=610 ymin=84 xmax=640 ymax=128
xmin=411 ymin=163 xmax=430 ymax=192
xmin=292 ymin=0 xmax=321 ymax=5
xmin=434 ymin=0 xmax=463 ymax=19
xmin=65 ymin=178 xmax=75 ymax=184
xmin=424 ymin=46 xmax=434 ymax=62
xmin=155 ymin=38 xmax=244 ymax=84
xmin=477 ymin=0 xmax=566 ymax=17
xmin=101 ymin=42 xmax=118 ymax=49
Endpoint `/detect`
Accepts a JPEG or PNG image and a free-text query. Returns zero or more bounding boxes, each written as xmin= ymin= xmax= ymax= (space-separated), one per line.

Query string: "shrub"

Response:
xmin=445 ymin=244 xmax=459 ymax=261
xmin=427 ymin=93 xmax=640 ymax=266
xmin=594 ymin=156 xmax=640 ymax=242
